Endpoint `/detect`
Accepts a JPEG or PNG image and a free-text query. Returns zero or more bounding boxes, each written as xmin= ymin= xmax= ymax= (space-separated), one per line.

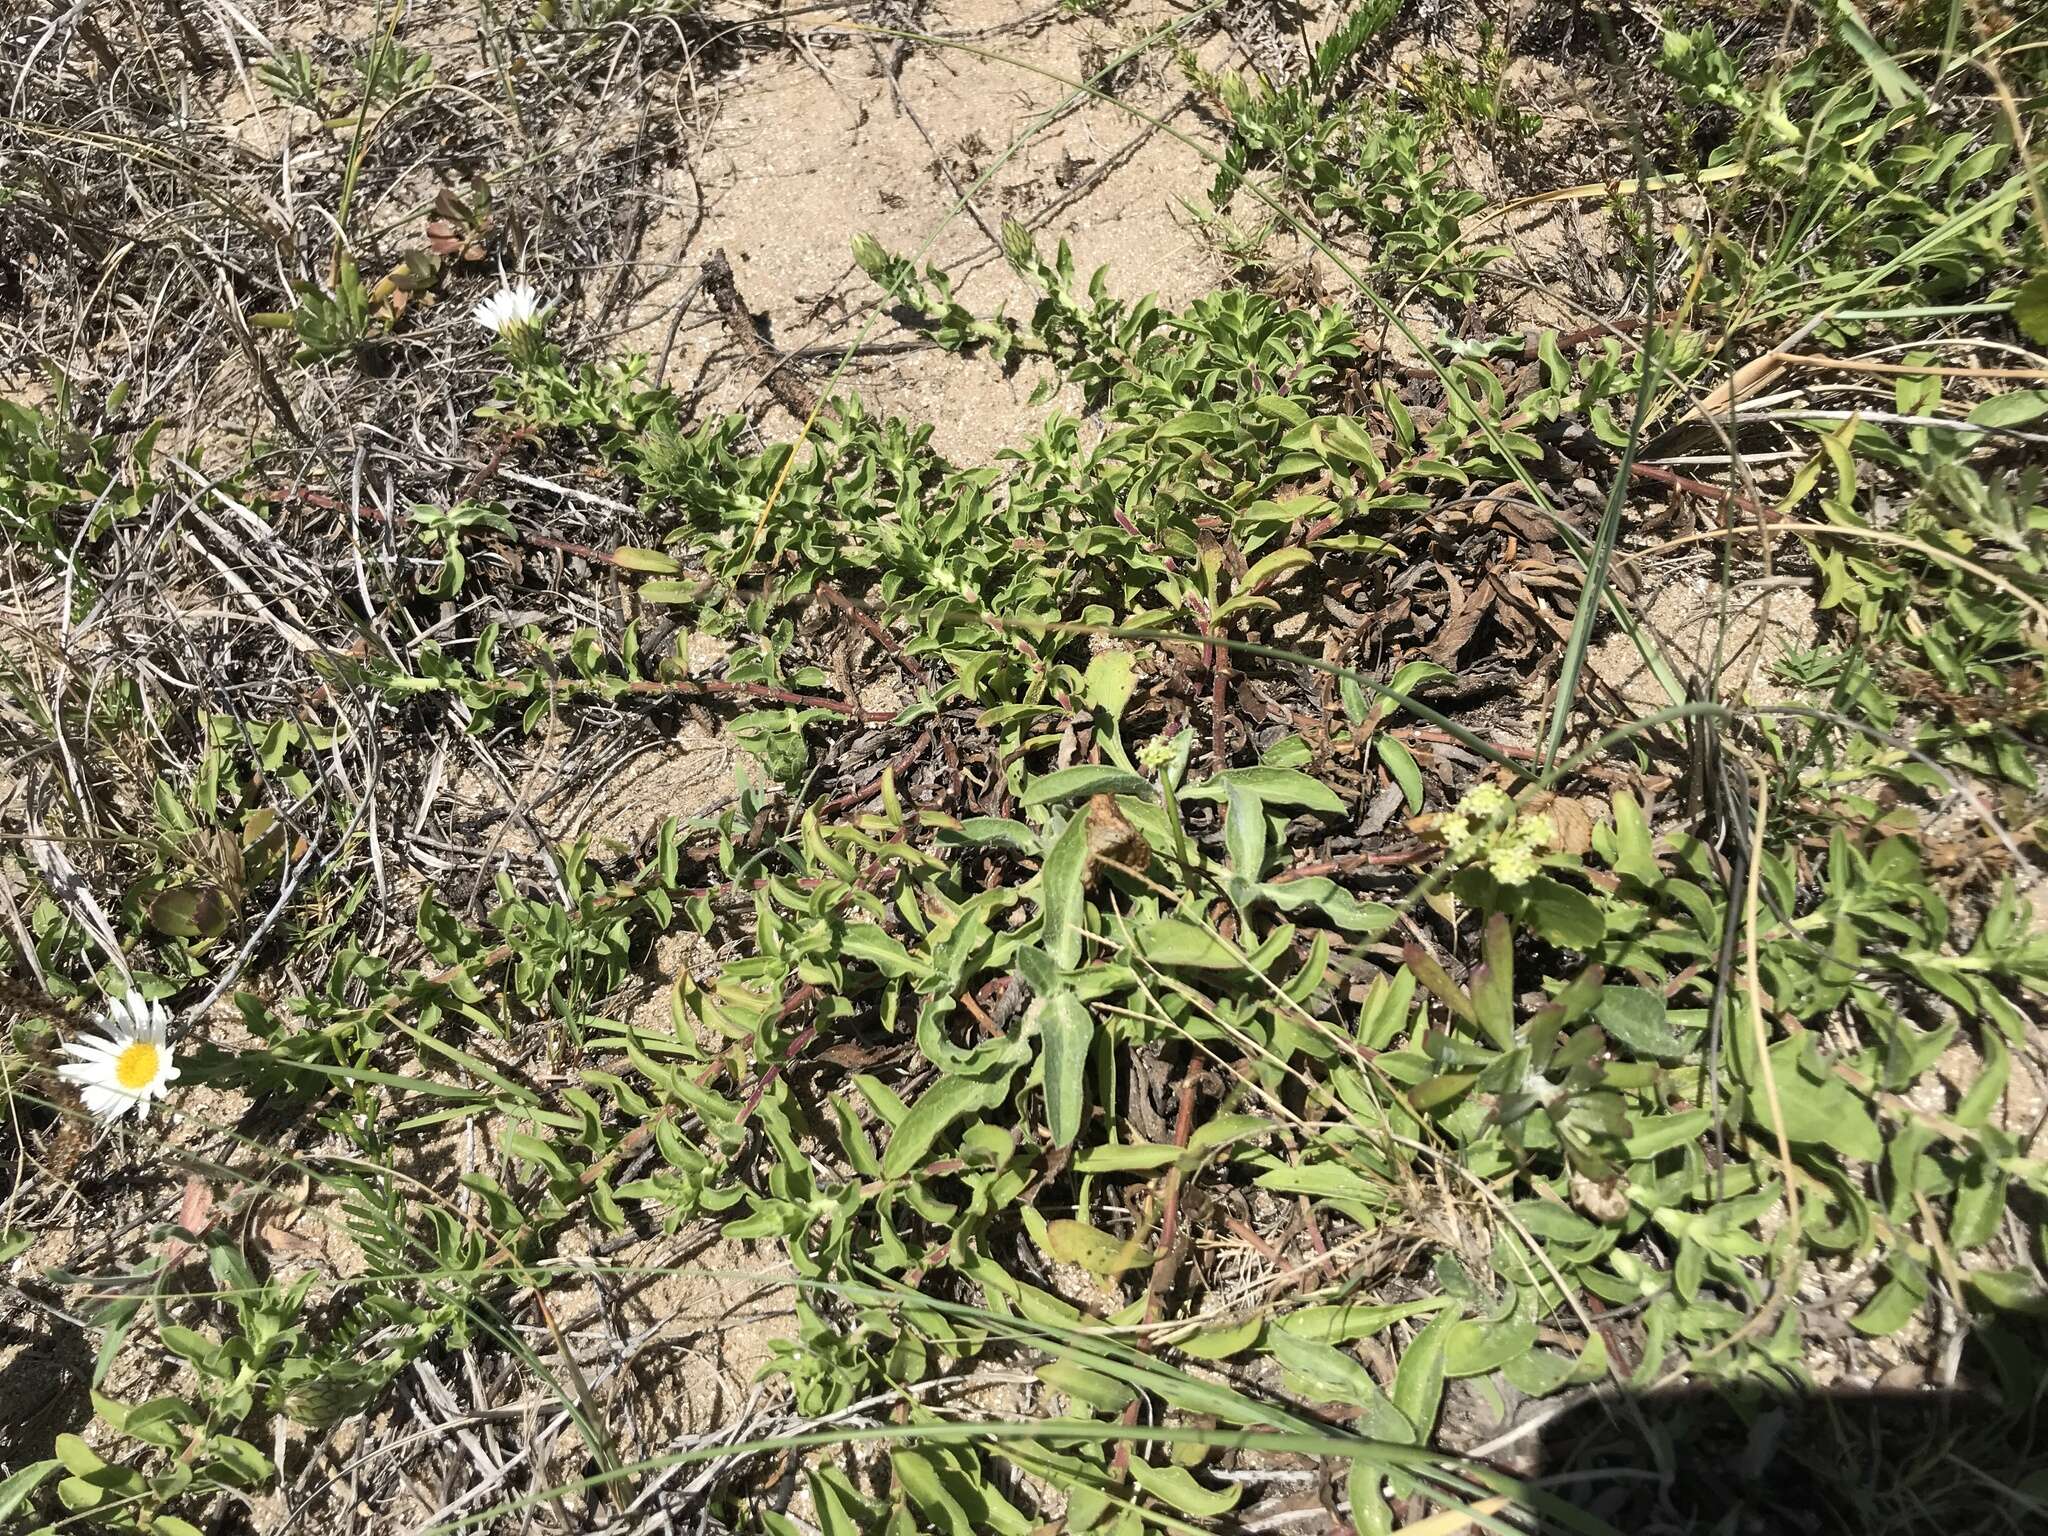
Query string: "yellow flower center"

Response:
xmin=115 ymin=1040 xmax=160 ymax=1091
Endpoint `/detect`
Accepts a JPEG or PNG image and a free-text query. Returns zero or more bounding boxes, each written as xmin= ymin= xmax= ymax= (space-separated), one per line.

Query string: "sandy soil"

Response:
xmin=627 ymin=0 xmax=1229 ymax=462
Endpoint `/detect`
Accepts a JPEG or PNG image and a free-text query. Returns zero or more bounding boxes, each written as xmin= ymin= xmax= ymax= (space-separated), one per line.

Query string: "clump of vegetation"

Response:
xmin=4 ymin=4 xmax=2047 ymax=1535
xmin=1184 ymin=5 xmax=1507 ymax=303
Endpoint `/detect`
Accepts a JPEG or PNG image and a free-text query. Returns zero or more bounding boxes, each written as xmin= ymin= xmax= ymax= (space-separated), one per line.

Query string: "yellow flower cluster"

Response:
xmin=1435 ymin=782 xmax=1511 ymax=847
xmin=1438 ymin=785 xmax=1552 ymax=886
xmin=1484 ymin=811 xmax=1553 ymax=885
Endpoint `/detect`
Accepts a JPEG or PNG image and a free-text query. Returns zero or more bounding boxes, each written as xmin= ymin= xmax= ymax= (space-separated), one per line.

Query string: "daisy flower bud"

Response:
xmin=57 ymin=991 xmax=179 ymax=1124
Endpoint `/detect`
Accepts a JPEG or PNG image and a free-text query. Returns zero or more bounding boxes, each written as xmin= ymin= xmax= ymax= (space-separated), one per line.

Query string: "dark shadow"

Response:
xmin=1529 ymin=1343 xmax=2048 ymax=1533
xmin=0 ymin=1297 xmax=97 ymax=1469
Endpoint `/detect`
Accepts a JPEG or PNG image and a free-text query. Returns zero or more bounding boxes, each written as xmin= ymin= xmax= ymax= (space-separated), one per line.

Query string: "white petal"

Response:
xmin=81 ymin=1084 xmax=129 ymax=1122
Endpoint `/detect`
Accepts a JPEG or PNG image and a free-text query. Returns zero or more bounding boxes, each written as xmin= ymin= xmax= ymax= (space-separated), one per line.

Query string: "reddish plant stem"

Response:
xmin=738 ymin=1018 xmax=821 ymax=1123
xmin=1393 ymin=726 xmax=1542 ymax=762
xmin=1225 ymin=1215 xmax=1284 ymax=1266
xmin=498 ymin=673 xmax=902 ymax=720
xmin=1298 ymin=1194 xmax=1339 ymax=1285
xmin=1210 ymin=631 xmax=1229 ymax=768
xmin=1627 ymin=460 xmax=1780 ymax=520
xmin=814 ymin=588 xmax=964 ymax=786
xmin=1269 ymin=847 xmax=1434 ymax=883
xmin=816 ymin=583 xmax=932 ymax=688
xmin=1115 ymin=1071 xmax=1205 ymax=1475
xmin=816 ymin=727 xmax=936 ymax=815
xmin=454 ymin=426 xmax=536 ymax=502
xmin=957 ymin=988 xmax=1002 ymax=1037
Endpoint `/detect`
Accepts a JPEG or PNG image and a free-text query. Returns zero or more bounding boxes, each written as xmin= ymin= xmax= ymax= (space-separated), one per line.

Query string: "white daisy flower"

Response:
xmin=57 ymin=991 xmax=180 ymax=1124
xmin=471 ymin=280 xmax=546 ymax=338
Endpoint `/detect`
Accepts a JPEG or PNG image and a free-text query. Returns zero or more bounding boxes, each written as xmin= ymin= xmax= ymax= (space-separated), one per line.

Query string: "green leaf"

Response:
xmin=1470 ymin=913 xmax=1514 ymax=1050
xmin=53 ymin=1435 xmax=104 ymax=1477
xmin=612 ymin=546 xmax=680 ymax=574
xmin=1387 ymin=658 xmax=1454 ymax=699
xmin=1746 ymin=1038 xmax=1884 ymax=1163
xmin=1514 ymin=876 xmax=1604 ymax=949
xmin=1376 ymin=736 xmax=1424 ymax=813
xmin=1278 ymin=1298 xmax=1447 ymax=1343
xmin=1443 ymin=1288 xmax=1537 ymax=1377
xmin=1967 ymin=1269 xmax=2048 ymax=1316
xmin=1390 ymin=1308 xmax=1455 ymax=1443
xmin=1038 ymin=992 xmax=1094 ymax=1148
xmin=1853 ymin=1258 xmax=1928 ymax=1335
xmin=1349 ymin=1460 xmax=1394 ymax=1536
xmin=1082 ymin=651 xmax=1137 ymax=722
xmin=1042 ymin=1218 xmax=1154 ymax=1277
xmin=1134 ymin=917 xmax=1239 ymax=969
xmin=158 ymin=1325 xmax=216 ymax=1365
xmin=1169 ymin=1314 xmax=1265 ymax=1358
xmin=1036 ymin=1360 xmax=1136 ymax=1414
xmin=1410 ymin=1071 xmax=1478 ymax=1110
xmin=947 ymin=817 xmax=1038 ymax=851
xmin=0 ymin=1460 xmax=58 ymax=1523
xmin=1966 ymin=390 xmax=2048 ymax=428
xmin=839 ymin=925 xmax=922 ymax=979
xmin=1074 ymin=1142 xmax=1183 ymax=1172
xmin=121 ymin=1396 xmax=197 ymax=1452
xmin=1225 ymin=783 xmax=1267 ymax=879
xmin=1021 ymin=765 xmax=1154 ymax=805
xmin=1950 ymin=1153 xmax=2007 ymax=1252
xmin=1191 ymin=767 xmax=1345 ymax=813
xmin=2014 ymin=272 xmax=2048 ymax=345
xmin=1186 ymin=1113 xmax=1273 ymax=1159
xmin=1263 ymin=877 xmax=1395 ymax=936
xmin=889 ymin=1450 xmax=970 ymax=1533
xmin=1264 ymin=1330 xmax=1413 ymax=1439
xmin=1127 ymin=1458 xmax=1243 ymax=1516
xmin=1829 ymin=0 xmax=1926 ymax=109
xmin=1502 ymin=1346 xmax=1580 ymax=1397
xmin=1039 ymin=810 xmax=1090 ymax=971
xmin=1156 ymin=409 xmax=1227 ymax=439
xmin=1593 ymin=986 xmax=1688 ymax=1061
xmin=1320 ymin=415 xmax=1387 ymax=477
xmin=1609 ymin=790 xmax=1661 ymax=886
xmin=638 ymin=579 xmax=709 ymax=604
xmin=149 ymin=884 xmax=231 ymax=939
xmin=882 ymin=1069 xmax=1016 ymax=1178
xmin=1955 ymin=1030 xmax=2010 ymax=1130
xmin=1241 ymin=546 xmax=1315 ymax=595
xmin=1403 ymin=944 xmax=1475 ymax=1024
xmin=1623 ymin=1109 xmax=1714 ymax=1161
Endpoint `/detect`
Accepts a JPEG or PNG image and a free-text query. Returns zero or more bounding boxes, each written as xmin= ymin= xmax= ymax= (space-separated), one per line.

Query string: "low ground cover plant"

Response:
xmin=3 ymin=3 xmax=2047 ymax=1533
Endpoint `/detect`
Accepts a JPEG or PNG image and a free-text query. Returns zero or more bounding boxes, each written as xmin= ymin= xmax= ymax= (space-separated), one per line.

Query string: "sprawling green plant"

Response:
xmin=12 ymin=7 xmax=2048 ymax=1534
xmin=1184 ymin=5 xmax=1504 ymax=303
